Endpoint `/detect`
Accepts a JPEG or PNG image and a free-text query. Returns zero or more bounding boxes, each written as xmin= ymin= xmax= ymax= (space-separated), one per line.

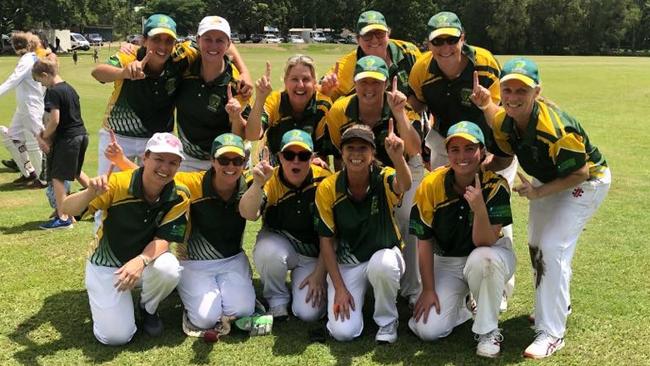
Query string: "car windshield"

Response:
xmin=72 ymin=34 xmax=84 ymax=41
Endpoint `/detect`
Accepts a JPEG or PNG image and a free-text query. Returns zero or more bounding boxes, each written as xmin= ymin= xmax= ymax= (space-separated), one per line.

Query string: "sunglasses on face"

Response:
xmin=280 ymin=150 xmax=312 ymax=162
xmin=215 ymin=156 xmax=245 ymax=166
xmin=431 ymin=36 xmax=461 ymax=47
xmin=360 ymin=30 xmax=387 ymax=42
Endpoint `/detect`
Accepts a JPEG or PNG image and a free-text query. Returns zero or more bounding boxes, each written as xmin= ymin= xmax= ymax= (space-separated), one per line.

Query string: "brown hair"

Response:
xmin=10 ymin=32 xmax=40 ymax=55
xmin=32 ymin=58 xmax=59 ymax=77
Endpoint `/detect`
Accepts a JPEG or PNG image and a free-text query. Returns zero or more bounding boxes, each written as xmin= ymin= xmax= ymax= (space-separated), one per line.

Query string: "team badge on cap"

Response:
xmin=445 ymin=121 xmax=485 ymax=145
xmin=356 ymin=10 xmax=389 ymax=35
xmin=501 ymin=57 xmax=541 ymax=88
xmin=281 ymin=129 xmax=314 ymax=152
xmin=354 ymin=55 xmax=389 ymax=82
xmin=427 ymin=11 xmax=463 ymax=40
xmin=211 ymin=133 xmax=245 ymax=158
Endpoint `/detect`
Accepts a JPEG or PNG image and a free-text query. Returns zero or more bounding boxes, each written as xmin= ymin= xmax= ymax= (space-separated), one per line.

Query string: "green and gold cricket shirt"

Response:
xmin=315 ymin=166 xmax=403 ymax=264
xmin=87 ymin=168 xmax=190 ymax=267
xmin=410 ymin=166 xmax=512 ymax=257
xmin=261 ymin=90 xmax=332 ymax=156
xmin=261 ymin=164 xmax=331 ymax=257
xmin=325 ymin=39 xmax=422 ymax=101
xmin=326 ymin=94 xmax=423 ymax=166
xmin=175 ymin=56 xmax=251 ymax=160
xmin=408 ymin=44 xmax=501 ymax=151
xmin=175 ymin=169 xmax=251 ymax=260
xmin=492 ymin=101 xmax=607 ymax=183
xmin=102 ymin=41 xmax=198 ymax=137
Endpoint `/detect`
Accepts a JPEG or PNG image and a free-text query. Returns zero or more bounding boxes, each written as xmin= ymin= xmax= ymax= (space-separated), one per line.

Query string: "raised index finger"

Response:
xmin=261 ymin=146 xmax=270 ymax=162
xmin=473 ymin=71 xmax=479 ymax=91
xmin=333 ymin=62 xmax=339 ymax=75
xmin=109 ymin=128 xmax=117 ymax=144
xmin=265 ymin=61 xmax=271 ymax=78
xmin=517 ymin=171 xmax=529 ymax=184
xmin=141 ymin=50 xmax=153 ymax=66
xmin=475 ymin=173 xmax=481 ymax=189
xmin=392 ymin=75 xmax=397 ymax=92
xmin=388 ymin=117 xmax=394 ymax=136
xmin=227 ymin=83 xmax=233 ymax=100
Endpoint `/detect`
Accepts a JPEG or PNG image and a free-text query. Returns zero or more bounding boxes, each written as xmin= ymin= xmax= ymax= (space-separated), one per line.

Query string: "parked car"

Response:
xmin=86 ymin=33 xmax=103 ymax=46
xmin=1 ymin=34 xmax=13 ymax=54
xmin=335 ymin=35 xmax=357 ymax=44
xmin=70 ymin=33 xmax=90 ymax=50
xmin=247 ymin=34 xmax=263 ymax=43
xmin=311 ymin=32 xmax=327 ymax=43
xmin=261 ymin=34 xmax=281 ymax=44
xmin=231 ymin=32 xmax=241 ymax=43
xmin=289 ymin=35 xmax=305 ymax=44
xmin=126 ymin=34 xmax=143 ymax=45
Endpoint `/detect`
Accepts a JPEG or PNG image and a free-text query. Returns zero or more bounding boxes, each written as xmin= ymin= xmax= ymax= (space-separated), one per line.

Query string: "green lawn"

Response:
xmin=0 ymin=44 xmax=648 ymax=365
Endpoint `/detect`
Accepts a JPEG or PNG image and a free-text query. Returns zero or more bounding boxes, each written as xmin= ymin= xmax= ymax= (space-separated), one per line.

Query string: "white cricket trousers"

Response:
xmin=253 ymin=230 xmax=326 ymax=321
xmin=426 ymin=128 xmax=519 ymax=298
xmin=327 ymin=247 xmax=405 ymax=341
xmin=396 ymin=154 xmax=425 ymax=303
xmin=177 ymin=252 xmax=256 ymax=329
xmin=409 ymin=237 xmax=516 ymax=340
xmin=529 ymin=168 xmax=611 ymax=338
xmin=85 ymin=252 xmax=181 ymax=345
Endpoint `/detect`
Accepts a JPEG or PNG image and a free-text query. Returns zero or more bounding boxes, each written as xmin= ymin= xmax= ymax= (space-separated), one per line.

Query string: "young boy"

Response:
xmin=32 ymin=58 xmax=90 ymax=229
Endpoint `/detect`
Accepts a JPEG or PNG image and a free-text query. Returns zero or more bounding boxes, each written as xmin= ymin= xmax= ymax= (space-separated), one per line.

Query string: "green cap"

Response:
xmin=144 ymin=14 xmax=177 ymax=39
xmin=445 ymin=121 xmax=485 ymax=145
xmin=281 ymin=129 xmax=314 ymax=152
xmin=356 ymin=11 xmax=389 ymax=35
xmin=354 ymin=55 xmax=389 ymax=82
xmin=427 ymin=11 xmax=463 ymax=40
xmin=211 ymin=133 xmax=245 ymax=158
xmin=501 ymin=57 xmax=540 ymax=87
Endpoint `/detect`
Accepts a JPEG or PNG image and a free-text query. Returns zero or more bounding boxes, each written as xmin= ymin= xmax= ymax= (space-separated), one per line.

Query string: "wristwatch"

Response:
xmin=139 ymin=254 xmax=151 ymax=267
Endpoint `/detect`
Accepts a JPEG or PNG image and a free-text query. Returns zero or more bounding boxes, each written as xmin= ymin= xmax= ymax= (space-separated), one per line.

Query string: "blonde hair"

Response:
xmin=32 ymin=58 xmax=59 ymax=77
xmin=284 ymin=54 xmax=316 ymax=80
xmin=10 ymin=32 xmax=41 ymax=55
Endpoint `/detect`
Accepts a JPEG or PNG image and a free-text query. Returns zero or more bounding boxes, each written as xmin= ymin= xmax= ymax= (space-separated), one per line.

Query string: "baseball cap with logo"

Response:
xmin=427 ymin=11 xmax=463 ymax=41
xmin=445 ymin=121 xmax=485 ymax=146
xmin=501 ymin=57 xmax=540 ymax=88
xmin=356 ymin=10 xmax=389 ymax=36
xmin=354 ymin=55 xmax=389 ymax=82
xmin=197 ymin=16 xmax=231 ymax=39
xmin=281 ymin=129 xmax=314 ymax=152
xmin=143 ymin=14 xmax=177 ymax=39
xmin=211 ymin=133 xmax=245 ymax=158
xmin=145 ymin=132 xmax=184 ymax=160
xmin=341 ymin=125 xmax=376 ymax=149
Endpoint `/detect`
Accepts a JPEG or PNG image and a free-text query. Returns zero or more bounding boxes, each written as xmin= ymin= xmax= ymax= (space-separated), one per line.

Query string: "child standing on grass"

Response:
xmin=32 ymin=58 xmax=90 ymax=229
xmin=72 ymin=50 xmax=78 ymax=65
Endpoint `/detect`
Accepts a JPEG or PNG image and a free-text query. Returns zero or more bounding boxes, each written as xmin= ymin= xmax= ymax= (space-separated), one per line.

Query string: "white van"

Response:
xmin=70 ymin=33 xmax=90 ymax=50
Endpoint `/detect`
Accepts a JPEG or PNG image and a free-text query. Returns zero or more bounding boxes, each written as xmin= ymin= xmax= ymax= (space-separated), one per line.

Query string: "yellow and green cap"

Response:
xmin=445 ymin=121 xmax=485 ymax=145
xmin=356 ymin=10 xmax=389 ymax=35
xmin=427 ymin=11 xmax=463 ymax=41
xmin=211 ymin=133 xmax=245 ymax=158
xmin=144 ymin=14 xmax=177 ymax=39
xmin=501 ymin=57 xmax=540 ymax=88
xmin=281 ymin=129 xmax=314 ymax=152
xmin=354 ymin=55 xmax=389 ymax=82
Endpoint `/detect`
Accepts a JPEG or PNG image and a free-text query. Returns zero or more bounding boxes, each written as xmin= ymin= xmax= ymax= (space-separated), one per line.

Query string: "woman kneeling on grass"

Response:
xmin=315 ymin=124 xmax=411 ymax=343
xmin=239 ymin=129 xmax=331 ymax=320
xmin=408 ymin=121 xmax=516 ymax=358
xmin=107 ymin=133 xmax=257 ymax=335
xmin=484 ymin=57 xmax=610 ymax=359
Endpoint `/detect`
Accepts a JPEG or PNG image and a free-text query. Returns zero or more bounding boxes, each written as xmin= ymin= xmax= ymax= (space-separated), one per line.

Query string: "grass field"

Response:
xmin=0 ymin=44 xmax=648 ymax=365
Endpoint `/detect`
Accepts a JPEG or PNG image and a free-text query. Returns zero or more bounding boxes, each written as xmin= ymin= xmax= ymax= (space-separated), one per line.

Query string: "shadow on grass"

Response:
xmin=0 ymin=220 xmax=44 ymax=234
xmin=0 ymin=182 xmax=30 ymax=192
xmin=8 ymin=290 xmax=190 ymax=365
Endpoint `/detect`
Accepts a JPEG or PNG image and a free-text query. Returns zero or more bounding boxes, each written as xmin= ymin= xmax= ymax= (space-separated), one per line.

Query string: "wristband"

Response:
xmin=139 ymin=254 xmax=151 ymax=267
xmin=477 ymin=102 xmax=490 ymax=111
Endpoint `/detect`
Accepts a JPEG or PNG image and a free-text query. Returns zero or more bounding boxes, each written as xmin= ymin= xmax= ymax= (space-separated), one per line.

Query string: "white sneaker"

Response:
xmin=268 ymin=304 xmax=289 ymax=320
xmin=523 ymin=331 xmax=565 ymax=359
xmin=375 ymin=320 xmax=398 ymax=344
xmin=475 ymin=329 xmax=503 ymax=358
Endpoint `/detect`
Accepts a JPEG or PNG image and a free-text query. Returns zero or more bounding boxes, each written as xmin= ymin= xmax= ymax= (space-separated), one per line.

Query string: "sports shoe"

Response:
xmin=268 ymin=304 xmax=289 ymax=320
xmin=12 ymin=172 xmax=37 ymax=185
xmin=475 ymin=329 xmax=503 ymax=358
xmin=375 ymin=320 xmax=398 ymax=344
xmin=523 ymin=331 xmax=565 ymax=359
xmin=140 ymin=303 xmax=164 ymax=337
xmin=25 ymin=179 xmax=48 ymax=189
xmin=39 ymin=217 xmax=73 ymax=230
xmin=1 ymin=159 xmax=19 ymax=172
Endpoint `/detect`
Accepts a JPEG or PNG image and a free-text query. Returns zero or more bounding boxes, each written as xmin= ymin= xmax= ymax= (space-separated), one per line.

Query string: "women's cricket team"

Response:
xmin=63 ymin=9 xmax=610 ymax=360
